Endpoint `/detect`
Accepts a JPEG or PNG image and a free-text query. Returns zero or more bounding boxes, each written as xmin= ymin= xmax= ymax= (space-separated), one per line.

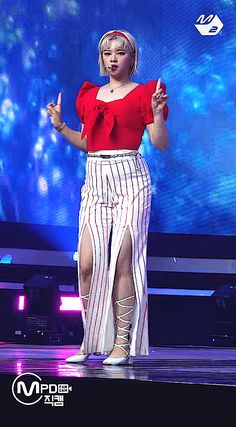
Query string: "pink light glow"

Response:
xmin=16 ymin=361 xmax=22 ymax=375
xmin=17 ymin=295 xmax=83 ymax=312
xmin=59 ymin=297 xmax=82 ymax=311
xmin=18 ymin=296 xmax=25 ymax=310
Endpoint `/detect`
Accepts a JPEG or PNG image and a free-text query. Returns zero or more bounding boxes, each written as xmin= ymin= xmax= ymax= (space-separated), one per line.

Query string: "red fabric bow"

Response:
xmin=81 ymin=103 xmax=115 ymax=139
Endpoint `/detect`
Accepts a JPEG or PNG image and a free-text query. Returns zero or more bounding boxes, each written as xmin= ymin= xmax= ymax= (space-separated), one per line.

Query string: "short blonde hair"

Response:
xmin=98 ymin=29 xmax=138 ymax=77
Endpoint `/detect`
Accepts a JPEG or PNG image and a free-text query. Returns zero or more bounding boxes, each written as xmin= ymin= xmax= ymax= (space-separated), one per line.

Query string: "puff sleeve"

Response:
xmin=141 ymin=80 xmax=169 ymax=125
xmin=75 ymin=81 xmax=97 ymax=123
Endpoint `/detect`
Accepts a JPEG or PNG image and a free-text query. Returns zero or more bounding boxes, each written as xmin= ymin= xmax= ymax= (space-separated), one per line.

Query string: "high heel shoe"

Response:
xmin=65 ymin=353 xmax=90 ymax=363
xmin=103 ymin=295 xmax=134 ymax=366
xmin=102 ymin=353 xmax=133 ymax=365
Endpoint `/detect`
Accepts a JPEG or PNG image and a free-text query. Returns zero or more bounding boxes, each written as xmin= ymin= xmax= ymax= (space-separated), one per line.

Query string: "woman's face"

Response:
xmin=102 ymin=39 xmax=133 ymax=78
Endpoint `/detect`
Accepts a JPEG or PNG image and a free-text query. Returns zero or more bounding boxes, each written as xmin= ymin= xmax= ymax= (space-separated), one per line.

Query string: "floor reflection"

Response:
xmin=0 ymin=344 xmax=236 ymax=386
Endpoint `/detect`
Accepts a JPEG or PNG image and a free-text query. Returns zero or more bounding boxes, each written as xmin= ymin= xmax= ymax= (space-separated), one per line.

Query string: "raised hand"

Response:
xmin=46 ymin=92 xmax=63 ymax=128
xmin=151 ymin=78 xmax=169 ymax=115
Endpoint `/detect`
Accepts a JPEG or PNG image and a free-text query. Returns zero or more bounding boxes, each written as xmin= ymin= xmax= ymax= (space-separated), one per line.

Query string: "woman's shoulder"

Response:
xmin=76 ymin=81 xmax=98 ymax=100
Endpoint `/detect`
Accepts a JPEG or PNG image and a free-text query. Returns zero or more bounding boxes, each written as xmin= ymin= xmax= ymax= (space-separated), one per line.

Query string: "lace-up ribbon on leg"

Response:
xmin=103 ymin=295 xmax=135 ymax=365
xmin=80 ymin=292 xmax=90 ymax=316
xmin=113 ymin=295 xmax=134 ymax=357
xmin=65 ymin=292 xmax=90 ymax=363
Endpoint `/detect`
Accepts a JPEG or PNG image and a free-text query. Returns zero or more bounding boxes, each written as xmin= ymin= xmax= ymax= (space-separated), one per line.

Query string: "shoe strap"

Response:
xmin=80 ymin=293 xmax=90 ymax=300
xmin=80 ymin=293 xmax=90 ymax=313
xmin=116 ymin=309 xmax=134 ymax=324
xmin=116 ymin=325 xmax=131 ymax=343
xmin=114 ymin=295 xmax=135 ymax=308
xmin=115 ymin=294 xmax=135 ymax=328
xmin=113 ymin=343 xmax=130 ymax=357
xmin=115 ymin=293 xmax=134 ymax=325
xmin=113 ymin=295 xmax=135 ymax=356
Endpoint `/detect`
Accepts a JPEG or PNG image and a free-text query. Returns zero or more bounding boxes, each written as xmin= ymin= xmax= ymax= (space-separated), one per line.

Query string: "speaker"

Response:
xmin=209 ymin=284 xmax=236 ymax=346
xmin=24 ymin=274 xmax=60 ymax=315
xmin=22 ymin=274 xmax=62 ymax=343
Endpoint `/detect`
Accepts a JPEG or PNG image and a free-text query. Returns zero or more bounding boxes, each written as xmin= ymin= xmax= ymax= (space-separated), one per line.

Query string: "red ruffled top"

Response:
xmin=75 ymin=80 xmax=168 ymax=151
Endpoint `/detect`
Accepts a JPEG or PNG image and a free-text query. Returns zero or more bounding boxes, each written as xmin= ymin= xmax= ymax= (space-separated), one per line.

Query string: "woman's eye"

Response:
xmin=103 ymin=52 xmax=126 ymax=55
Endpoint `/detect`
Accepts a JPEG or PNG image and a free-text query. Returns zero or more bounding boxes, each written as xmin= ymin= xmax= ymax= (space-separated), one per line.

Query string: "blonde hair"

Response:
xmin=98 ymin=29 xmax=138 ymax=77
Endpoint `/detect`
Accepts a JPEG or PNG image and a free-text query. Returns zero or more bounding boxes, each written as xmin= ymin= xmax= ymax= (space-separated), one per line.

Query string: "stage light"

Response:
xmin=17 ymin=295 xmax=83 ymax=312
xmin=73 ymin=251 xmax=78 ymax=261
xmin=59 ymin=297 xmax=82 ymax=311
xmin=18 ymin=296 xmax=25 ymax=310
xmin=0 ymin=254 xmax=12 ymax=264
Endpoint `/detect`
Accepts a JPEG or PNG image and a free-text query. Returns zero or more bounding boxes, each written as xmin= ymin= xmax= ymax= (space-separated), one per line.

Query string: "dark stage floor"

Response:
xmin=1 ymin=343 xmax=236 ymax=386
xmin=1 ymin=343 xmax=236 ymax=423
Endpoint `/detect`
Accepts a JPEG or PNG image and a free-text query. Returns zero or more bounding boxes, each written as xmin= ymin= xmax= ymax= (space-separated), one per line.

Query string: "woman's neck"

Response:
xmin=109 ymin=76 xmax=131 ymax=86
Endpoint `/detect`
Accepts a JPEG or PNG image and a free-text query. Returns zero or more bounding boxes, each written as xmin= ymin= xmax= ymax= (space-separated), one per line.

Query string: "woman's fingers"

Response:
xmin=57 ymin=92 xmax=62 ymax=106
xmin=155 ymin=78 xmax=161 ymax=92
xmin=46 ymin=94 xmax=62 ymax=125
xmin=153 ymin=91 xmax=168 ymax=100
xmin=47 ymin=106 xmax=55 ymax=115
xmin=47 ymin=102 xmax=56 ymax=108
xmin=152 ymin=78 xmax=162 ymax=97
xmin=152 ymin=90 xmax=163 ymax=101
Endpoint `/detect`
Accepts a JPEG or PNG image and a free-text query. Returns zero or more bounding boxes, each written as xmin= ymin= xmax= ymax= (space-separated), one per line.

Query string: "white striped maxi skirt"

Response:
xmin=77 ymin=149 xmax=152 ymax=356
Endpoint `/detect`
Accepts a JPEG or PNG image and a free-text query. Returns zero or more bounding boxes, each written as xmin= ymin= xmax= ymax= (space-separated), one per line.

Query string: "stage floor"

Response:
xmin=1 ymin=343 xmax=236 ymax=386
xmin=1 ymin=343 xmax=236 ymax=423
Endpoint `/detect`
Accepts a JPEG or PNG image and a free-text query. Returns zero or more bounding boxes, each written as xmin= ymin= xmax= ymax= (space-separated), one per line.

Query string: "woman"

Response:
xmin=47 ymin=29 xmax=169 ymax=365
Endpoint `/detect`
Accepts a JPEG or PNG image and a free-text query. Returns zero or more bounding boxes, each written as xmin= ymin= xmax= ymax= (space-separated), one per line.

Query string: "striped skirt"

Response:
xmin=77 ymin=150 xmax=152 ymax=356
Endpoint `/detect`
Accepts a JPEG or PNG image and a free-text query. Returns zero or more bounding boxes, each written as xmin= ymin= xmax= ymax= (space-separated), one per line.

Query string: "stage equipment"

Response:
xmin=209 ymin=284 xmax=236 ymax=346
xmin=20 ymin=274 xmax=83 ymax=344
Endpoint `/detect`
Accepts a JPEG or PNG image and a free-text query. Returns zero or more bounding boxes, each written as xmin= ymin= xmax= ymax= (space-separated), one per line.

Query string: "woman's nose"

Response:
xmin=110 ymin=53 xmax=117 ymax=61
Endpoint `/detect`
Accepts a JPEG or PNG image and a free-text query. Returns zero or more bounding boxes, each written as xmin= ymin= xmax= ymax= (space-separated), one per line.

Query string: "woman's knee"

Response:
xmin=79 ymin=225 xmax=93 ymax=281
xmin=115 ymin=229 xmax=133 ymax=278
xmin=79 ymin=254 xmax=93 ymax=281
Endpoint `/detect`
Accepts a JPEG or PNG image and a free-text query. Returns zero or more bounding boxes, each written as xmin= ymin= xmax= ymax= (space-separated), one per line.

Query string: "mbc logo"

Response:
xmin=195 ymin=14 xmax=224 ymax=36
xmin=12 ymin=372 xmax=72 ymax=406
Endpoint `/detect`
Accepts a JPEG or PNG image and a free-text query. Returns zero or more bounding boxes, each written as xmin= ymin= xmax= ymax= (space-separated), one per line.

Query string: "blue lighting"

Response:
xmin=0 ymin=254 xmax=13 ymax=264
xmin=0 ymin=0 xmax=235 ymax=237
xmin=148 ymin=288 xmax=215 ymax=297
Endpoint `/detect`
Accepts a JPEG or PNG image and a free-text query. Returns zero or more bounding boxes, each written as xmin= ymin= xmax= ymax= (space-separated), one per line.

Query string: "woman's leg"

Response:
xmin=71 ymin=224 xmax=93 ymax=357
xmin=78 ymin=224 xmax=93 ymax=316
xmin=65 ymin=224 xmax=94 ymax=361
xmin=109 ymin=227 xmax=136 ymax=358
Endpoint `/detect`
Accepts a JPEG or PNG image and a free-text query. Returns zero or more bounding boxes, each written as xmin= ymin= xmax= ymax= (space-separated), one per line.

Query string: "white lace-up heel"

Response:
xmin=103 ymin=295 xmax=134 ymax=366
xmin=65 ymin=293 xmax=90 ymax=363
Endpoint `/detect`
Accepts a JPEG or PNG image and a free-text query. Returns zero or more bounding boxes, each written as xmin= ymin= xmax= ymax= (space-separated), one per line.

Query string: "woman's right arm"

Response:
xmin=58 ymin=123 xmax=87 ymax=152
xmin=46 ymin=92 xmax=88 ymax=153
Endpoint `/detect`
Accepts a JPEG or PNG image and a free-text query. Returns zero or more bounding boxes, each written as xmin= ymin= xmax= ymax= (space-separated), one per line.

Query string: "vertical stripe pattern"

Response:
xmin=77 ymin=152 xmax=152 ymax=356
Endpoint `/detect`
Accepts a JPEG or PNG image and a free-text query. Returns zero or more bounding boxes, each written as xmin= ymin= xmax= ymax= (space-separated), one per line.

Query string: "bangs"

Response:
xmin=101 ymin=36 xmax=132 ymax=53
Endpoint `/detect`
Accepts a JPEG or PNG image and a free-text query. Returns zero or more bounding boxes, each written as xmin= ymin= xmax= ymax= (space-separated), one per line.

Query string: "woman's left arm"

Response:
xmin=146 ymin=78 xmax=169 ymax=151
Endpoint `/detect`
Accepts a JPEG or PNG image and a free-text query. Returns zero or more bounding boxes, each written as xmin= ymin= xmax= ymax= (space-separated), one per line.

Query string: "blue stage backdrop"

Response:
xmin=0 ymin=0 xmax=235 ymax=235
